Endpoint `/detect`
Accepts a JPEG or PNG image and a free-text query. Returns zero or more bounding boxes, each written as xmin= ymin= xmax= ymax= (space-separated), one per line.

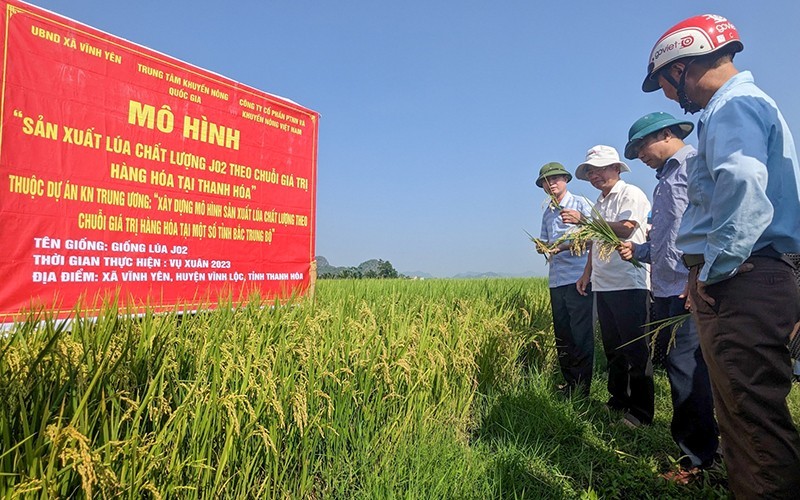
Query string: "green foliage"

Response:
xmin=1 ymin=279 xmax=797 ymax=498
xmin=317 ymin=256 xmax=403 ymax=280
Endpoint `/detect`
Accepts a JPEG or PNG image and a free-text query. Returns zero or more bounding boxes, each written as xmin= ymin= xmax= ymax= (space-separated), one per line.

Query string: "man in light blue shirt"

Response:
xmin=642 ymin=14 xmax=800 ymax=497
xmin=619 ymin=112 xmax=718 ymax=481
xmin=536 ymin=162 xmax=594 ymax=397
xmin=676 ymin=70 xmax=800 ymax=283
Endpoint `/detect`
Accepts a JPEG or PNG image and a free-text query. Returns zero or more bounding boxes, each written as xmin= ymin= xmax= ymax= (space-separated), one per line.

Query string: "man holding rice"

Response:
xmin=618 ymin=112 xmax=718 ymax=483
xmin=641 ymin=14 xmax=800 ymax=497
xmin=535 ymin=162 xmax=595 ymax=397
xmin=568 ymin=145 xmax=654 ymax=428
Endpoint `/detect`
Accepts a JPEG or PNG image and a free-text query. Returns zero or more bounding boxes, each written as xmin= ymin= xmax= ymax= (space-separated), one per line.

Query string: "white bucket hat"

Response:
xmin=575 ymin=145 xmax=630 ymax=181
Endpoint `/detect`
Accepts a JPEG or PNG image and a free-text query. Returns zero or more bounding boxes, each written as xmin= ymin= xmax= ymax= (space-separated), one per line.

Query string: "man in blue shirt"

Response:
xmin=642 ymin=14 xmax=800 ymax=497
xmin=536 ymin=162 xmax=595 ymax=397
xmin=619 ymin=112 xmax=718 ymax=482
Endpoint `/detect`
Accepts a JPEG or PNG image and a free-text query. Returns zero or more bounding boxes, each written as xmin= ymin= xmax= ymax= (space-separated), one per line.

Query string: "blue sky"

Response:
xmin=27 ymin=1 xmax=800 ymax=277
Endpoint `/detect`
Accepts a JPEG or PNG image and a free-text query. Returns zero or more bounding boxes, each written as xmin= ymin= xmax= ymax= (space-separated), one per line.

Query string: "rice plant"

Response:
xmin=615 ymin=313 xmax=692 ymax=358
xmin=0 ymin=279 xmax=552 ymax=498
xmin=2 ymin=279 xmax=793 ymax=498
xmin=524 ymin=230 xmax=557 ymax=263
xmin=554 ymin=203 xmax=644 ymax=268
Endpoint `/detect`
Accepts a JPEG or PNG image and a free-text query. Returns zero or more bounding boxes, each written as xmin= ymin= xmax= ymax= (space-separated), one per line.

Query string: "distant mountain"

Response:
xmin=315 ymin=256 xmax=400 ymax=278
xmin=451 ymin=270 xmax=541 ymax=279
xmin=452 ymin=271 xmax=506 ymax=279
xmin=403 ymin=270 xmax=435 ymax=279
xmin=519 ymin=270 xmax=543 ymax=278
xmin=316 ymin=256 xmax=541 ymax=280
xmin=356 ymin=259 xmax=382 ymax=275
xmin=316 ymin=256 xmax=344 ymax=276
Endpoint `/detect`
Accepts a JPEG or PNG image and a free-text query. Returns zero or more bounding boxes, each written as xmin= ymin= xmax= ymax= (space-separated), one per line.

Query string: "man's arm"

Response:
xmin=608 ymin=185 xmax=650 ymax=241
xmin=606 ymin=220 xmax=637 ymax=239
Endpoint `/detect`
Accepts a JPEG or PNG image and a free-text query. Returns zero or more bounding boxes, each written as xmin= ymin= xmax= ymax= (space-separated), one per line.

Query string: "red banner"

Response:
xmin=0 ymin=0 xmax=319 ymax=321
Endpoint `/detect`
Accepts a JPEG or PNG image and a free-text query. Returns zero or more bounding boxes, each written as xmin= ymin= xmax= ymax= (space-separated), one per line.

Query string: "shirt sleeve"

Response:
xmin=633 ymin=241 xmax=652 ymax=264
xmin=615 ymin=185 xmax=651 ymax=229
xmin=670 ymin=162 xmax=690 ymax=222
xmin=700 ymin=96 xmax=773 ymax=284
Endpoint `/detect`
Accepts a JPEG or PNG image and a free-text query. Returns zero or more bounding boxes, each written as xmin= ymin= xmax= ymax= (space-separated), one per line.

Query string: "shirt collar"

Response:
xmin=700 ymin=71 xmax=754 ymax=125
xmin=544 ymin=190 xmax=573 ymax=211
xmin=656 ymin=144 xmax=696 ymax=179
xmin=599 ymin=179 xmax=625 ymax=202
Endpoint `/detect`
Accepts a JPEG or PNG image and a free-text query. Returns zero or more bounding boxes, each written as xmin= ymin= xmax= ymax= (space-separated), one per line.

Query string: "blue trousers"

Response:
xmin=652 ymin=296 xmax=718 ymax=468
xmin=549 ymin=284 xmax=594 ymax=396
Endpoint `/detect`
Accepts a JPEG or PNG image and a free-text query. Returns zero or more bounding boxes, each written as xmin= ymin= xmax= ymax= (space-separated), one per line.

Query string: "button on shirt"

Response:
xmin=539 ymin=191 xmax=593 ymax=288
xmin=591 ymin=180 xmax=651 ymax=292
xmin=633 ymin=145 xmax=695 ymax=298
xmin=676 ymin=71 xmax=800 ymax=284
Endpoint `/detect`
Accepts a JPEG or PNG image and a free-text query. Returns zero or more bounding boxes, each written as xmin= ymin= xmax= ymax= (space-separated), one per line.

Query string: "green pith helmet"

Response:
xmin=536 ymin=162 xmax=572 ymax=187
xmin=624 ymin=112 xmax=694 ymax=160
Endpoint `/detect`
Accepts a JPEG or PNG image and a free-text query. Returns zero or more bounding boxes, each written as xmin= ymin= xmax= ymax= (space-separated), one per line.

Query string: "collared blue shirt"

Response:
xmin=539 ymin=191 xmax=593 ymax=287
xmin=676 ymin=71 xmax=800 ymax=284
xmin=634 ymin=145 xmax=695 ymax=297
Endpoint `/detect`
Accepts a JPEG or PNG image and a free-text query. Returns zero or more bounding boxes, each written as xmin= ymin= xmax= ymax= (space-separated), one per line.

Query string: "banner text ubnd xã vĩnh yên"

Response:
xmin=0 ymin=0 xmax=319 ymax=322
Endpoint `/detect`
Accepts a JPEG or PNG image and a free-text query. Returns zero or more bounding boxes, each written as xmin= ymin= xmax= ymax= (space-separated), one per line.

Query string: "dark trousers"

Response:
xmin=550 ymin=284 xmax=594 ymax=396
xmin=652 ymin=296 xmax=718 ymax=468
xmin=690 ymin=257 xmax=800 ymax=499
xmin=597 ymin=289 xmax=654 ymax=424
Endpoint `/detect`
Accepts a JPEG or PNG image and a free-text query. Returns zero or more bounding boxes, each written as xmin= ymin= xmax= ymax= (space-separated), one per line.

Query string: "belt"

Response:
xmin=681 ymin=254 xmax=704 ymax=269
xmin=751 ymin=245 xmax=782 ymax=260
xmin=749 ymin=245 xmax=798 ymax=269
xmin=681 ymin=247 xmax=796 ymax=270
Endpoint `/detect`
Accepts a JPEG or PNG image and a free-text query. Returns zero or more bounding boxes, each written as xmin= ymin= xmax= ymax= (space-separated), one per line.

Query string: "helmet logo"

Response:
xmin=715 ymin=22 xmax=735 ymax=33
xmin=654 ymin=41 xmax=679 ymax=61
xmin=704 ymin=14 xmax=727 ymax=23
xmin=653 ymin=34 xmax=695 ymax=63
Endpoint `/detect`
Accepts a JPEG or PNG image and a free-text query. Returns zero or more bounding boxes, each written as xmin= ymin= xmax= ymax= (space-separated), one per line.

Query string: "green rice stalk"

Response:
xmin=555 ymin=203 xmax=644 ymax=268
xmin=543 ymin=183 xmax=563 ymax=211
xmin=616 ymin=313 xmax=692 ymax=354
xmin=524 ymin=230 xmax=557 ymax=263
xmin=643 ymin=313 xmax=691 ymax=357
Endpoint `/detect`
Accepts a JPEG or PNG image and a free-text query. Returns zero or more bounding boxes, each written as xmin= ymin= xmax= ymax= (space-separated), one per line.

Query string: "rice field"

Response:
xmin=1 ymin=278 xmax=798 ymax=498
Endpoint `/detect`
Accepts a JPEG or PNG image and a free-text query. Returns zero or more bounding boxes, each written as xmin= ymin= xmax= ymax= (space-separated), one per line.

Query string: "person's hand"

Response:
xmin=696 ymin=280 xmax=713 ymax=306
xmin=576 ymin=272 xmax=590 ymax=296
xmin=697 ymin=262 xmax=755 ymax=306
xmin=535 ymin=242 xmax=560 ymax=256
xmin=680 ymin=281 xmax=692 ymax=311
xmin=560 ymin=209 xmax=583 ymax=225
xmin=617 ymin=241 xmax=634 ymax=261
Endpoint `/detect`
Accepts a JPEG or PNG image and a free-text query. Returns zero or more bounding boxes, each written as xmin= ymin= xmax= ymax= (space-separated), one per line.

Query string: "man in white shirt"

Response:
xmin=570 ymin=145 xmax=653 ymax=427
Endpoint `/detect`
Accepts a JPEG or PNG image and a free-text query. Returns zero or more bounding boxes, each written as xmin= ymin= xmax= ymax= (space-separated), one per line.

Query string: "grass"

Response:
xmin=1 ymin=278 xmax=798 ymax=498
